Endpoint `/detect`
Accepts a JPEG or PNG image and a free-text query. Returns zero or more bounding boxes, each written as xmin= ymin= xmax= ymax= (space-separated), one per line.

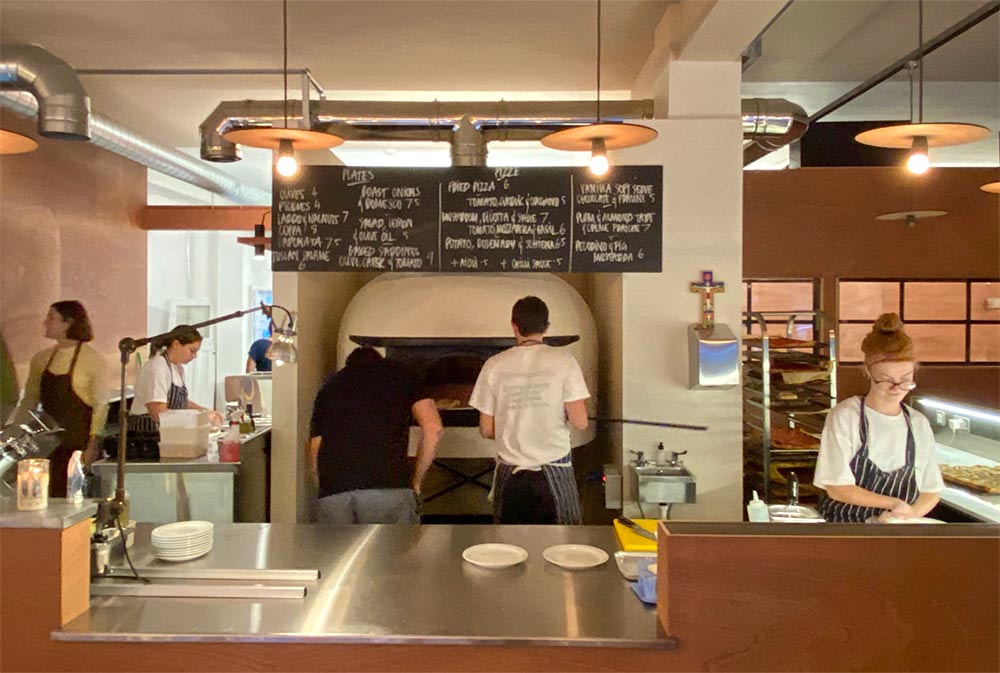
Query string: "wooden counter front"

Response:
xmin=656 ymin=522 xmax=1000 ymax=672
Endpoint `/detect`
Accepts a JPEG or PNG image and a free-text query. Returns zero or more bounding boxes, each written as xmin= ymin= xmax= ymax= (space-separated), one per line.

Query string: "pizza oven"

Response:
xmin=337 ymin=273 xmax=598 ymax=459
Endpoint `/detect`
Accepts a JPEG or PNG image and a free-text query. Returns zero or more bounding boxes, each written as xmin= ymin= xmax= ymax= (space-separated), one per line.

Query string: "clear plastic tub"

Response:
xmin=159 ymin=410 xmax=209 ymax=428
xmin=158 ymin=423 xmax=210 ymax=451
xmin=159 ymin=442 xmax=208 ymax=459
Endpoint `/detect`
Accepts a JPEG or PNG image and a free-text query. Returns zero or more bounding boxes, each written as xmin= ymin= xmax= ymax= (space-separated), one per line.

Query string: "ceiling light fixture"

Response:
xmin=874 ymin=209 xmax=947 ymax=227
xmin=222 ymin=0 xmax=342 ymax=176
xmin=541 ymin=0 xmax=656 ymax=176
xmin=982 ymin=133 xmax=999 ymax=194
xmin=854 ymin=0 xmax=989 ymax=172
xmin=0 ymin=129 xmax=38 ymax=155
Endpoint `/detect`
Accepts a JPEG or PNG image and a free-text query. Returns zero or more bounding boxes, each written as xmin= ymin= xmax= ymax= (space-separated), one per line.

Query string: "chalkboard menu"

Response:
xmin=272 ymin=165 xmax=661 ymax=273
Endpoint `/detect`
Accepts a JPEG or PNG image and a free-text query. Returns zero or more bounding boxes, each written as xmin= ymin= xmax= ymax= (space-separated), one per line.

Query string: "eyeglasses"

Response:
xmin=871 ymin=377 xmax=917 ymax=391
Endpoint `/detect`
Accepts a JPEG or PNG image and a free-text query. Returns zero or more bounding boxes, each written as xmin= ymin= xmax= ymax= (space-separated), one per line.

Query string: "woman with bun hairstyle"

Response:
xmin=128 ymin=325 xmax=222 ymax=433
xmin=10 ymin=301 xmax=107 ymax=496
xmin=814 ymin=313 xmax=943 ymax=522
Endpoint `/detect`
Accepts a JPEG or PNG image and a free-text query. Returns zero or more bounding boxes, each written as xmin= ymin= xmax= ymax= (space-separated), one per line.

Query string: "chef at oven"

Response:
xmin=469 ymin=296 xmax=590 ymax=524
xmin=814 ymin=313 xmax=943 ymax=523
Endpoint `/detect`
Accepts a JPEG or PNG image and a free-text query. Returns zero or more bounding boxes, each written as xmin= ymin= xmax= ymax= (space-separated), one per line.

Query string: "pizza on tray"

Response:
xmin=939 ymin=464 xmax=1000 ymax=495
xmin=771 ymin=427 xmax=821 ymax=451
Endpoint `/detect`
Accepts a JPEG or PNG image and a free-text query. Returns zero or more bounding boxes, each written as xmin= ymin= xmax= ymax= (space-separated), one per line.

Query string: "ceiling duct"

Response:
xmin=742 ymin=98 xmax=808 ymax=167
xmin=0 ymin=44 xmax=90 ymax=140
xmin=200 ymin=99 xmax=656 ymax=164
xmin=1 ymin=90 xmax=269 ymax=204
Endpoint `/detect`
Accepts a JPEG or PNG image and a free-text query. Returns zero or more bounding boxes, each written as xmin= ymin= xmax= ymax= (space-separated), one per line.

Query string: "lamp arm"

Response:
xmin=111 ymin=302 xmax=294 ymax=513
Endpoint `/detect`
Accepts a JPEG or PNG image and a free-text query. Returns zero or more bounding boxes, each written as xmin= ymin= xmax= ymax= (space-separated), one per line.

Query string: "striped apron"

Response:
xmin=818 ymin=398 xmax=918 ymax=523
xmin=492 ymin=453 xmax=582 ymax=525
xmin=127 ymin=354 xmax=190 ymax=434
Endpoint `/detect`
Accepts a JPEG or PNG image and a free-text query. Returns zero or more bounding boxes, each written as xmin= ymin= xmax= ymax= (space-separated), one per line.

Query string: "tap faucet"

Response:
xmin=787 ymin=471 xmax=800 ymax=507
xmin=629 ymin=450 xmax=647 ymax=467
xmin=668 ymin=450 xmax=687 ymax=467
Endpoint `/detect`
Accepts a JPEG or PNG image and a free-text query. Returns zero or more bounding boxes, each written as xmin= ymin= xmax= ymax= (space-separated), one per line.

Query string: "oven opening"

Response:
xmin=418 ymin=354 xmax=484 ymax=427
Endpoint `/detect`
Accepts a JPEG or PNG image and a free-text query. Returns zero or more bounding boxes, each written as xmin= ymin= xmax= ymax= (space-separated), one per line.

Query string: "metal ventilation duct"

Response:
xmin=0 ymin=44 xmax=90 ymax=140
xmin=742 ymin=98 xmax=808 ymax=167
xmin=0 ymin=90 xmax=269 ymax=204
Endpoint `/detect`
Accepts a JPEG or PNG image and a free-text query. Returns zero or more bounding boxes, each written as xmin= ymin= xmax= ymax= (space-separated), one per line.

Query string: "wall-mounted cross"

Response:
xmin=690 ymin=270 xmax=725 ymax=330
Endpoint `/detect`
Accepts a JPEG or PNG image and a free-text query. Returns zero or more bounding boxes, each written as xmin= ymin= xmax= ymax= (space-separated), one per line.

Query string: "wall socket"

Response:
xmin=933 ymin=410 xmax=947 ymax=427
xmin=947 ymin=416 xmax=971 ymax=433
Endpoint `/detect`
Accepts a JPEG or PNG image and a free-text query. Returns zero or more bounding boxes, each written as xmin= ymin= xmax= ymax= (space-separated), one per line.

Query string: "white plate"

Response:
xmin=152 ymin=533 xmax=213 ymax=547
xmin=543 ymin=544 xmax=609 ymax=569
xmin=885 ymin=516 xmax=945 ymax=524
xmin=154 ymin=547 xmax=212 ymax=562
xmin=462 ymin=543 xmax=528 ymax=569
xmin=151 ymin=520 xmax=214 ymax=540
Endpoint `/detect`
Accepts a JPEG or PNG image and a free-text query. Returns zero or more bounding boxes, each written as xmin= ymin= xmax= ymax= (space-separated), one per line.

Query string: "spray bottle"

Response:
xmin=66 ymin=450 xmax=85 ymax=503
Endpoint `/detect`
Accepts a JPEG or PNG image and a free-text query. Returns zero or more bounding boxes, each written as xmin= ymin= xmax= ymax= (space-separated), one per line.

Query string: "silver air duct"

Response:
xmin=0 ymin=44 xmax=90 ymax=140
xmin=1 ymin=90 xmax=269 ymax=204
xmin=742 ymin=98 xmax=808 ymax=167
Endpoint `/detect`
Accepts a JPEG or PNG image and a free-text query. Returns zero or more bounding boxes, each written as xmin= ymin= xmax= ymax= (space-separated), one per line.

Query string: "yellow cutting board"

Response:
xmin=613 ymin=518 xmax=658 ymax=551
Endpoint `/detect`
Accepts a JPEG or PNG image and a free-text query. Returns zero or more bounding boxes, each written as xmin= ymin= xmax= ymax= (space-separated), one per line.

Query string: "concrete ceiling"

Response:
xmin=1 ymin=0 xmax=997 ymax=196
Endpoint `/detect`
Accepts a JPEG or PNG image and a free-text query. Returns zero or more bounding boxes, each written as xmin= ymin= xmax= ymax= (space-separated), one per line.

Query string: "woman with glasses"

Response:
xmin=814 ymin=313 xmax=943 ymax=522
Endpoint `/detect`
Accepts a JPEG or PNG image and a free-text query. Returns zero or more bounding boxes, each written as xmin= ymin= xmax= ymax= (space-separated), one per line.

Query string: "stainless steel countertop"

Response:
xmin=0 ymin=497 xmax=97 ymax=529
xmin=56 ymin=523 xmax=672 ymax=648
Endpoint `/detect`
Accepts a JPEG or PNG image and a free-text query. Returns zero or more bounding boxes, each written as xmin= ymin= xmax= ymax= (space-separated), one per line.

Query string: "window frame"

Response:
xmin=743 ymin=278 xmax=822 ymax=338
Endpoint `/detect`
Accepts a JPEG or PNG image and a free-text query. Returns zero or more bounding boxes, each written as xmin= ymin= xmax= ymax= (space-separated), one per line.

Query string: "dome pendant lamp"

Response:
xmin=223 ymin=0 xmax=342 ymax=177
xmin=981 ymin=133 xmax=999 ymax=194
xmin=0 ymin=129 xmax=38 ymax=155
xmin=541 ymin=0 xmax=657 ymax=176
xmin=855 ymin=0 xmax=989 ymax=174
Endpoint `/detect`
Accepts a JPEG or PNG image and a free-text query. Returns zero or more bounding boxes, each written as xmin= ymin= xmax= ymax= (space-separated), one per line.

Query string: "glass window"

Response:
xmin=970 ymin=324 xmax=1000 ymax=363
xmin=907 ymin=324 xmax=967 ymax=362
xmin=839 ymin=282 xmax=900 ymax=321
xmin=838 ymin=323 xmax=870 ymax=362
xmin=904 ymin=282 xmax=966 ymax=321
xmin=751 ymin=282 xmax=814 ymax=312
xmin=971 ymin=282 xmax=1000 ymax=321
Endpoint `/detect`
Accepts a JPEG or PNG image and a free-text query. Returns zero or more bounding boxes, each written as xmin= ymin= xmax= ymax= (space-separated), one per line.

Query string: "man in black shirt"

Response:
xmin=309 ymin=347 xmax=443 ymax=523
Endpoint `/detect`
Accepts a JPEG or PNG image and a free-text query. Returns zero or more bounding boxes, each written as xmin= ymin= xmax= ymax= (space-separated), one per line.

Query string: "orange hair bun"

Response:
xmin=861 ymin=312 xmax=914 ymax=365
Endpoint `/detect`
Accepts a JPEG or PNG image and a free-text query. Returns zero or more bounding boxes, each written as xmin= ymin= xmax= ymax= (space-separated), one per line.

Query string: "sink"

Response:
xmin=631 ymin=463 xmax=696 ymax=505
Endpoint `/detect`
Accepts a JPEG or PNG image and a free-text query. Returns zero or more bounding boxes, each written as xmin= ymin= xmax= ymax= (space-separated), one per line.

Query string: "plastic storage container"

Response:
xmin=158 ymin=420 xmax=211 ymax=459
xmin=159 ymin=409 xmax=210 ymax=428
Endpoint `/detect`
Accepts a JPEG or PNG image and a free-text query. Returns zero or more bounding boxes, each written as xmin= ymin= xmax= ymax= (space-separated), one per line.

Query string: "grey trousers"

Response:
xmin=316 ymin=488 xmax=419 ymax=524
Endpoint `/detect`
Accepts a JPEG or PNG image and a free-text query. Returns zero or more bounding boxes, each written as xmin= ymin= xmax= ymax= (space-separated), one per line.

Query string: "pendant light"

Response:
xmin=223 ymin=0 xmax=342 ymax=176
xmin=982 ymin=133 xmax=1000 ymax=194
xmin=855 ymin=0 xmax=989 ymax=173
xmin=541 ymin=0 xmax=656 ymax=175
xmin=0 ymin=129 xmax=38 ymax=155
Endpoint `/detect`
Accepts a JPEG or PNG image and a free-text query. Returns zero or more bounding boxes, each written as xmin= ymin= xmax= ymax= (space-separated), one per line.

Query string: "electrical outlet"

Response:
xmin=933 ymin=410 xmax=947 ymax=427
xmin=947 ymin=416 xmax=971 ymax=433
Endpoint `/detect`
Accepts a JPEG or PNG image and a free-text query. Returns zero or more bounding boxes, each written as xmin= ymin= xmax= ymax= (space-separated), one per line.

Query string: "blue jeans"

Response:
xmin=316 ymin=488 xmax=419 ymax=524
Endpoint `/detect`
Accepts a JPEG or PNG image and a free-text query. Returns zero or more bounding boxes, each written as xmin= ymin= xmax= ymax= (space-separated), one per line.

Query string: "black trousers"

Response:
xmin=498 ymin=470 xmax=558 ymax=524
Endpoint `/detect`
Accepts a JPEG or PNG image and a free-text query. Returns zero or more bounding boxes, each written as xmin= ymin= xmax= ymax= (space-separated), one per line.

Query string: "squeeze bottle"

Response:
xmin=747 ymin=490 xmax=769 ymax=522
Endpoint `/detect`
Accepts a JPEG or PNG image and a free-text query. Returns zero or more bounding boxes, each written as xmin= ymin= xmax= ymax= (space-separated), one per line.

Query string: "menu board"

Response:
xmin=272 ymin=165 xmax=661 ymax=273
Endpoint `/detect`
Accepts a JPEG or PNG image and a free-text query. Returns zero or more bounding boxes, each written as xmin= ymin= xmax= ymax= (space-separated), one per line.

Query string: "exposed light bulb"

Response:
xmin=589 ymin=137 xmax=609 ymax=177
xmin=906 ymin=135 xmax=930 ymax=175
xmin=275 ymin=138 xmax=299 ymax=177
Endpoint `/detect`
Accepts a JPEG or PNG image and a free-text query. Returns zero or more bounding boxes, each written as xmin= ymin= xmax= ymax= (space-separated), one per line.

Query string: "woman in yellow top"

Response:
xmin=11 ymin=301 xmax=107 ymax=496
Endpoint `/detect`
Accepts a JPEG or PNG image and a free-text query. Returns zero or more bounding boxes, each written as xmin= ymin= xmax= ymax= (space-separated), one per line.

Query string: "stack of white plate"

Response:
xmin=151 ymin=520 xmax=214 ymax=562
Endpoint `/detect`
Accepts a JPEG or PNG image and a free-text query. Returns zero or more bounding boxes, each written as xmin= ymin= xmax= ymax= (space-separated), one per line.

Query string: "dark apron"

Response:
xmin=128 ymin=354 xmax=189 ymax=434
xmin=818 ymin=398 xmax=918 ymax=523
xmin=39 ymin=343 xmax=92 ymax=498
xmin=493 ymin=453 xmax=582 ymax=525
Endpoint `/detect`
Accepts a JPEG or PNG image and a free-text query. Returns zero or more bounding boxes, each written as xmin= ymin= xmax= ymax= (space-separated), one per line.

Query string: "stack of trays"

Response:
xmin=151 ymin=521 xmax=214 ymax=562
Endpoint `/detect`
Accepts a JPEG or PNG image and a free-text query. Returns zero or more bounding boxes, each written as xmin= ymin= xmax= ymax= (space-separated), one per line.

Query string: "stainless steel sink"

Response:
xmin=631 ymin=464 xmax=696 ymax=505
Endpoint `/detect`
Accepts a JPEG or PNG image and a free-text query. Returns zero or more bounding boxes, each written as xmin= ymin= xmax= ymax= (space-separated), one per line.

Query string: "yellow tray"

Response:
xmin=613 ymin=518 xmax=658 ymax=551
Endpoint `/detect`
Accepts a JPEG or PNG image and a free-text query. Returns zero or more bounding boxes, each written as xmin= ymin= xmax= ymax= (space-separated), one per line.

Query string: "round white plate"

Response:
xmin=542 ymin=544 xmax=609 ymax=569
xmin=154 ymin=547 xmax=212 ymax=562
xmin=152 ymin=533 xmax=213 ymax=547
xmin=462 ymin=543 xmax=528 ymax=569
xmin=152 ymin=520 xmax=213 ymax=540
xmin=885 ymin=516 xmax=945 ymax=524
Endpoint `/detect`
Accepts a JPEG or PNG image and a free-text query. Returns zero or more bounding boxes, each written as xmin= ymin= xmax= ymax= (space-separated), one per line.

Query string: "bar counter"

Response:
xmin=58 ymin=523 xmax=670 ymax=648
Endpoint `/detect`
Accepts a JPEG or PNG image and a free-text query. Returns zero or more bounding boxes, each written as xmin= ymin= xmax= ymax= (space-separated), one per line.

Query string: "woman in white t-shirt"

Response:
xmin=814 ymin=313 xmax=943 ymax=522
xmin=128 ymin=325 xmax=222 ymax=433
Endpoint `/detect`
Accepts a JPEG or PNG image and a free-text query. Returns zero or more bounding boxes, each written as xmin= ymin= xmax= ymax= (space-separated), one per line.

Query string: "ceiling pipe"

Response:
xmin=742 ymin=97 xmax=809 ymax=166
xmin=200 ymin=99 xmax=656 ymax=162
xmin=0 ymin=44 xmax=90 ymax=140
xmin=0 ymin=90 xmax=269 ymax=204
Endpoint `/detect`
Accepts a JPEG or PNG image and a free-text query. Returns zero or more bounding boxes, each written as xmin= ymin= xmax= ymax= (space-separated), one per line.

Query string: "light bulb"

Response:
xmin=589 ymin=137 xmax=609 ymax=177
xmin=275 ymin=139 xmax=298 ymax=177
xmin=906 ymin=136 xmax=930 ymax=175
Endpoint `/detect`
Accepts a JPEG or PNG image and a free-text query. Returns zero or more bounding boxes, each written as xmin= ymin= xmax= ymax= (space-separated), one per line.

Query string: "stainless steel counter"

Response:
xmin=0 ymin=497 xmax=97 ymax=529
xmin=56 ymin=523 xmax=672 ymax=649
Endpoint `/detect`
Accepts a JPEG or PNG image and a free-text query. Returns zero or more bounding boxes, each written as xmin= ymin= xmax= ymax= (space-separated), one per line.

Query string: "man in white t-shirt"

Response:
xmin=469 ymin=296 xmax=590 ymax=524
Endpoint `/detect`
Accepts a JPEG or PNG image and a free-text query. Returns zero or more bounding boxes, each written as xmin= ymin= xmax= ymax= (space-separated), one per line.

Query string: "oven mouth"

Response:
xmin=349 ymin=336 xmax=579 ymax=348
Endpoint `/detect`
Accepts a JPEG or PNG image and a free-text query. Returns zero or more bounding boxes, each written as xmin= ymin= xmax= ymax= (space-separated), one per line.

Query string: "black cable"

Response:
xmin=918 ymin=0 xmax=924 ymax=123
xmin=283 ymin=0 xmax=288 ymax=129
xmin=596 ymin=0 xmax=601 ymax=123
xmin=115 ymin=516 xmax=150 ymax=583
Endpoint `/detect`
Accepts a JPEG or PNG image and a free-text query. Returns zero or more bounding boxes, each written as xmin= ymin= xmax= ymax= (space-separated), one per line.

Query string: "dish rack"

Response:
xmin=742 ymin=311 xmax=837 ymax=504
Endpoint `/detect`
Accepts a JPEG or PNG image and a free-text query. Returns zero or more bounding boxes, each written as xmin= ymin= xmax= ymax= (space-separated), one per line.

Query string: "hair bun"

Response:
xmin=862 ymin=313 xmax=914 ymax=365
xmin=873 ymin=312 xmax=904 ymax=335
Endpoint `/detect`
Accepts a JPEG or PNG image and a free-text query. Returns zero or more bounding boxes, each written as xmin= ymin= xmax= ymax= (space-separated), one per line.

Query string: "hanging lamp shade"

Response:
xmin=541 ymin=122 xmax=657 ymax=151
xmin=0 ymin=129 xmax=39 ymax=154
xmin=981 ymin=182 xmax=1000 ymax=194
xmin=223 ymin=126 xmax=343 ymax=150
xmin=855 ymin=122 xmax=990 ymax=149
xmin=874 ymin=209 xmax=948 ymax=222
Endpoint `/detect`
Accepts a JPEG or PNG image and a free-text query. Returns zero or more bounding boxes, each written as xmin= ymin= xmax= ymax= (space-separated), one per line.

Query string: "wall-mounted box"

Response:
xmin=688 ymin=324 xmax=739 ymax=389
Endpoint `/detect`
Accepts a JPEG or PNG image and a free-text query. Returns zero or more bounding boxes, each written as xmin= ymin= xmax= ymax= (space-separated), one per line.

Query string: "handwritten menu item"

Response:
xmin=272 ymin=165 xmax=662 ymax=273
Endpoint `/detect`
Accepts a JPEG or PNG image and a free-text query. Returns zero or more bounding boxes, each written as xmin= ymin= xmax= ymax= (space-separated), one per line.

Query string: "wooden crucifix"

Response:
xmin=690 ymin=270 xmax=725 ymax=331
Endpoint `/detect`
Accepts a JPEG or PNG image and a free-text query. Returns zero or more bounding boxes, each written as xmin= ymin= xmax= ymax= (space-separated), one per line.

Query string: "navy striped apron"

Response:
xmin=128 ymin=354 xmax=190 ymax=433
xmin=493 ymin=453 xmax=582 ymax=525
xmin=818 ymin=398 xmax=918 ymax=523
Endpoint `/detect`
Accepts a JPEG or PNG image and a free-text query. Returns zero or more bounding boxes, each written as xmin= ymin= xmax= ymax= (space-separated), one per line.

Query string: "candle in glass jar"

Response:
xmin=17 ymin=458 xmax=50 ymax=511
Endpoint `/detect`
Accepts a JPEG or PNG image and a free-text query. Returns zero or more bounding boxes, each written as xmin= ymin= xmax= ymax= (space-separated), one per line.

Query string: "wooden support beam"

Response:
xmin=139 ymin=206 xmax=270 ymax=231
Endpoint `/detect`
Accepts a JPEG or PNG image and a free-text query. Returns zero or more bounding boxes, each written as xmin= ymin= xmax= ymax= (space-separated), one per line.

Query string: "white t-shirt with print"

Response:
xmin=469 ymin=344 xmax=590 ymax=467
xmin=130 ymin=355 xmax=186 ymax=416
xmin=813 ymin=396 xmax=944 ymax=494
